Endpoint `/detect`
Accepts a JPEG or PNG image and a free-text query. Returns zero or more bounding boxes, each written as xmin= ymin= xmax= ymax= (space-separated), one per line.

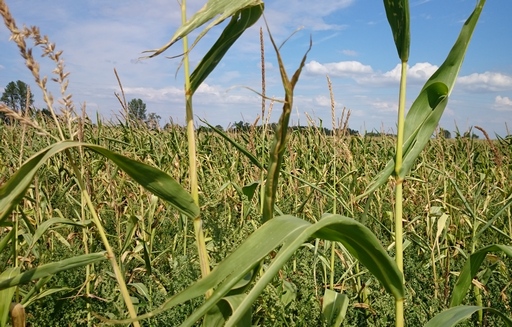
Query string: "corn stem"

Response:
xmin=181 ymin=0 xmax=211 ymax=293
xmin=394 ymin=60 xmax=407 ymax=327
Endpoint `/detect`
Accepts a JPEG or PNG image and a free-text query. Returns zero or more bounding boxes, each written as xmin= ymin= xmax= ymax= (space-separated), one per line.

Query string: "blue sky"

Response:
xmin=1 ymin=0 xmax=511 ymax=137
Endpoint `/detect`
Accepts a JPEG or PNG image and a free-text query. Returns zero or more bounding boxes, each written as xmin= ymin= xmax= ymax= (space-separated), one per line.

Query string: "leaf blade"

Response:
xmin=0 ymin=252 xmax=107 ymax=291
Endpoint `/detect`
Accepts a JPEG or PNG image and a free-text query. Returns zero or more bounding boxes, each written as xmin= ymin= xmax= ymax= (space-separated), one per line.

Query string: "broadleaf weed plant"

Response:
xmin=1 ymin=0 xmax=511 ymax=326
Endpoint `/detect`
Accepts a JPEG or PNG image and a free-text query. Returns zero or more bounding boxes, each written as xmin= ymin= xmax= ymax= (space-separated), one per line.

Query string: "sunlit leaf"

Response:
xmin=322 ymin=289 xmax=349 ymax=327
xmin=204 ymin=294 xmax=251 ymax=327
xmin=105 ymin=214 xmax=403 ymax=326
xmin=189 ymin=5 xmax=263 ymax=95
xmin=359 ymin=0 xmax=486 ymax=197
xmin=30 ymin=218 xmax=92 ymax=249
xmin=146 ymin=0 xmax=263 ymax=58
xmin=450 ymin=244 xmax=512 ymax=307
xmin=262 ymin=27 xmax=312 ymax=222
xmin=425 ymin=306 xmax=512 ymax=327
xmin=0 ymin=252 xmax=106 ymax=291
xmin=0 ymin=141 xmax=199 ymax=222
xmin=200 ymin=120 xmax=264 ymax=169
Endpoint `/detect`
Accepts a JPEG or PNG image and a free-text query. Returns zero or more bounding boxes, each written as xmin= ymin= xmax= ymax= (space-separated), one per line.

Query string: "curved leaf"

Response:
xmin=200 ymin=120 xmax=264 ymax=169
xmin=105 ymin=214 xmax=403 ymax=326
xmin=0 ymin=252 xmax=107 ymax=291
xmin=31 ymin=218 xmax=92 ymax=249
xmin=190 ymin=5 xmax=263 ymax=95
xmin=204 ymin=294 xmax=251 ymax=327
xmin=322 ymin=289 xmax=349 ymax=327
xmin=146 ymin=0 xmax=263 ymax=58
xmin=0 ymin=141 xmax=199 ymax=223
xmin=450 ymin=244 xmax=512 ymax=307
xmin=359 ymin=0 xmax=486 ymax=197
xmin=425 ymin=306 xmax=512 ymax=327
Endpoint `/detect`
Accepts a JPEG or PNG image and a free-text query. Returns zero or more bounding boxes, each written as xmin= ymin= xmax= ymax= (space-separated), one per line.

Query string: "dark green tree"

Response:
xmin=127 ymin=98 xmax=147 ymax=121
xmin=1 ymin=80 xmax=34 ymax=116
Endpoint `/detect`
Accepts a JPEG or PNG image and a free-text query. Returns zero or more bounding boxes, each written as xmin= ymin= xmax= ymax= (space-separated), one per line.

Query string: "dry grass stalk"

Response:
xmin=260 ymin=27 xmax=266 ymax=124
xmin=0 ymin=103 xmax=59 ymax=141
xmin=474 ymin=125 xmax=502 ymax=167
xmin=0 ymin=0 xmax=76 ymax=140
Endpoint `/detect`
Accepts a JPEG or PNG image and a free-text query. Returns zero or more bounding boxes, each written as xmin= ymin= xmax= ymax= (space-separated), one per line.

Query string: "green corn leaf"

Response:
xmin=359 ymin=0 xmax=486 ymax=198
xmin=145 ymin=0 xmax=263 ymax=58
xmin=200 ymin=120 xmax=264 ymax=169
xmin=450 ymin=244 xmax=512 ymax=307
xmin=21 ymin=287 xmax=72 ymax=308
xmin=0 ymin=141 xmax=199 ymax=223
xmin=262 ymin=28 xmax=312 ymax=223
xmin=0 ymin=229 xmax=14 ymax=257
xmin=383 ymin=0 xmax=410 ymax=61
xmin=0 ymin=267 xmax=20 ymax=327
xmin=129 ymin=283 xmax=151 ymax=303
xmin=425 ymin=306 xmax=512 ymax=327
xmin=204 ymin=294 xmax=251 ymax=327
xmin=105 ymin=214 xmax=403 ymax=326
xmin=322 ymin=289 xmax=349 ymax=327
xmin=0 ymin=252 xmax=106 ymax=291
xmin=189 ymin=5 xmax=263 ymax=95
xmin=30 ymin=218 xmax=92 ymax=249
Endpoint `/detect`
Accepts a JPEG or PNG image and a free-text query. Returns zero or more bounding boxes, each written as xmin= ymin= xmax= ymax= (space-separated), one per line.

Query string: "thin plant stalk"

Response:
xmin=259 ymin=26 xmax=267 ymax=216
xmin=180 ymin=0 xmax=211 ymax=289
xmin=328 ymin=75 xmax=336 ymax=291
xmin=394 ymin=60 xmax=408 ymax=327
xmin=65 ymin=154 xmax=140 ymax=327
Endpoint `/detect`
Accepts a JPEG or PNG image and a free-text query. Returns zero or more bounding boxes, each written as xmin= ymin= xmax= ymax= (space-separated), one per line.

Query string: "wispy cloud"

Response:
xmin=341 ymin=49 xmax=358 ymax=57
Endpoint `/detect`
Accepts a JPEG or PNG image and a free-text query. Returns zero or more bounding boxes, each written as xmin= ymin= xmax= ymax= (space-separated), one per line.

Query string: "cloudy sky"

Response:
xmin=1 ymin=0 xmax=511 ymax=137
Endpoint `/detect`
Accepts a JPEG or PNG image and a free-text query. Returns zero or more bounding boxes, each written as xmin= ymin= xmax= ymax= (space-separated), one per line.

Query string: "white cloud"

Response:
xmin=493 ymin=95 xmax=512 ymax=111
xmin=123 ymin=86 xmax=183 ymax=102
xmin=408 ymin=62 xmax=439 ymax=80
xmin=305 ymin=60 xmax=373 ymax=77
xmin=308 ymin=61 xmax=437 ymax=85
xmin=457 ymin=72 xmax=512 ymax=92
xmin=380 ymin=62 xmax=438 ymax=83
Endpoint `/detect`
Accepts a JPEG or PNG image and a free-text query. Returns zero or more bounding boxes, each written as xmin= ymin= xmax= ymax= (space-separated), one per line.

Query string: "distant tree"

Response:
xmin=365 ymin=131 xmax=381 ymax=137
xmin=348 ymin=128 xmax=360 ymax=136
xmin=439 ymin=128 xmax=451 ymax=139
xmin=1 ymin=80 xmax=34 ymax=121
xmin=127 ymin=98 xmax=147 ymax=121
xmin=232 ymin=120 xmax=250 ymax=132
xmin=146 ymin=112 xmax=161 ymax=129
xmin=463 ymin=131 xmax=479 ymax=139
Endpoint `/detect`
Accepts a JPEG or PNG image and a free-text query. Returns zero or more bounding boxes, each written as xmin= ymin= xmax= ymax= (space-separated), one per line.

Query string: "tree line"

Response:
xmin=2 ymin=80 xmax=481 ymax=139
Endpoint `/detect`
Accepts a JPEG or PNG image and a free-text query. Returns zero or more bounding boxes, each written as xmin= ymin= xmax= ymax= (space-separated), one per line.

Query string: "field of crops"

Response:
xmin=1 ymin=118 xmax=511 ymax=326
xmin=2 ymin=0 xmax=512 ymax=326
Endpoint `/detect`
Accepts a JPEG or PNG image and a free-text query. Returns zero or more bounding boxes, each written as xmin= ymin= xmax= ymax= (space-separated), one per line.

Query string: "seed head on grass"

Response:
xmin=1 ymin=0 xmax=76 ymax=140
